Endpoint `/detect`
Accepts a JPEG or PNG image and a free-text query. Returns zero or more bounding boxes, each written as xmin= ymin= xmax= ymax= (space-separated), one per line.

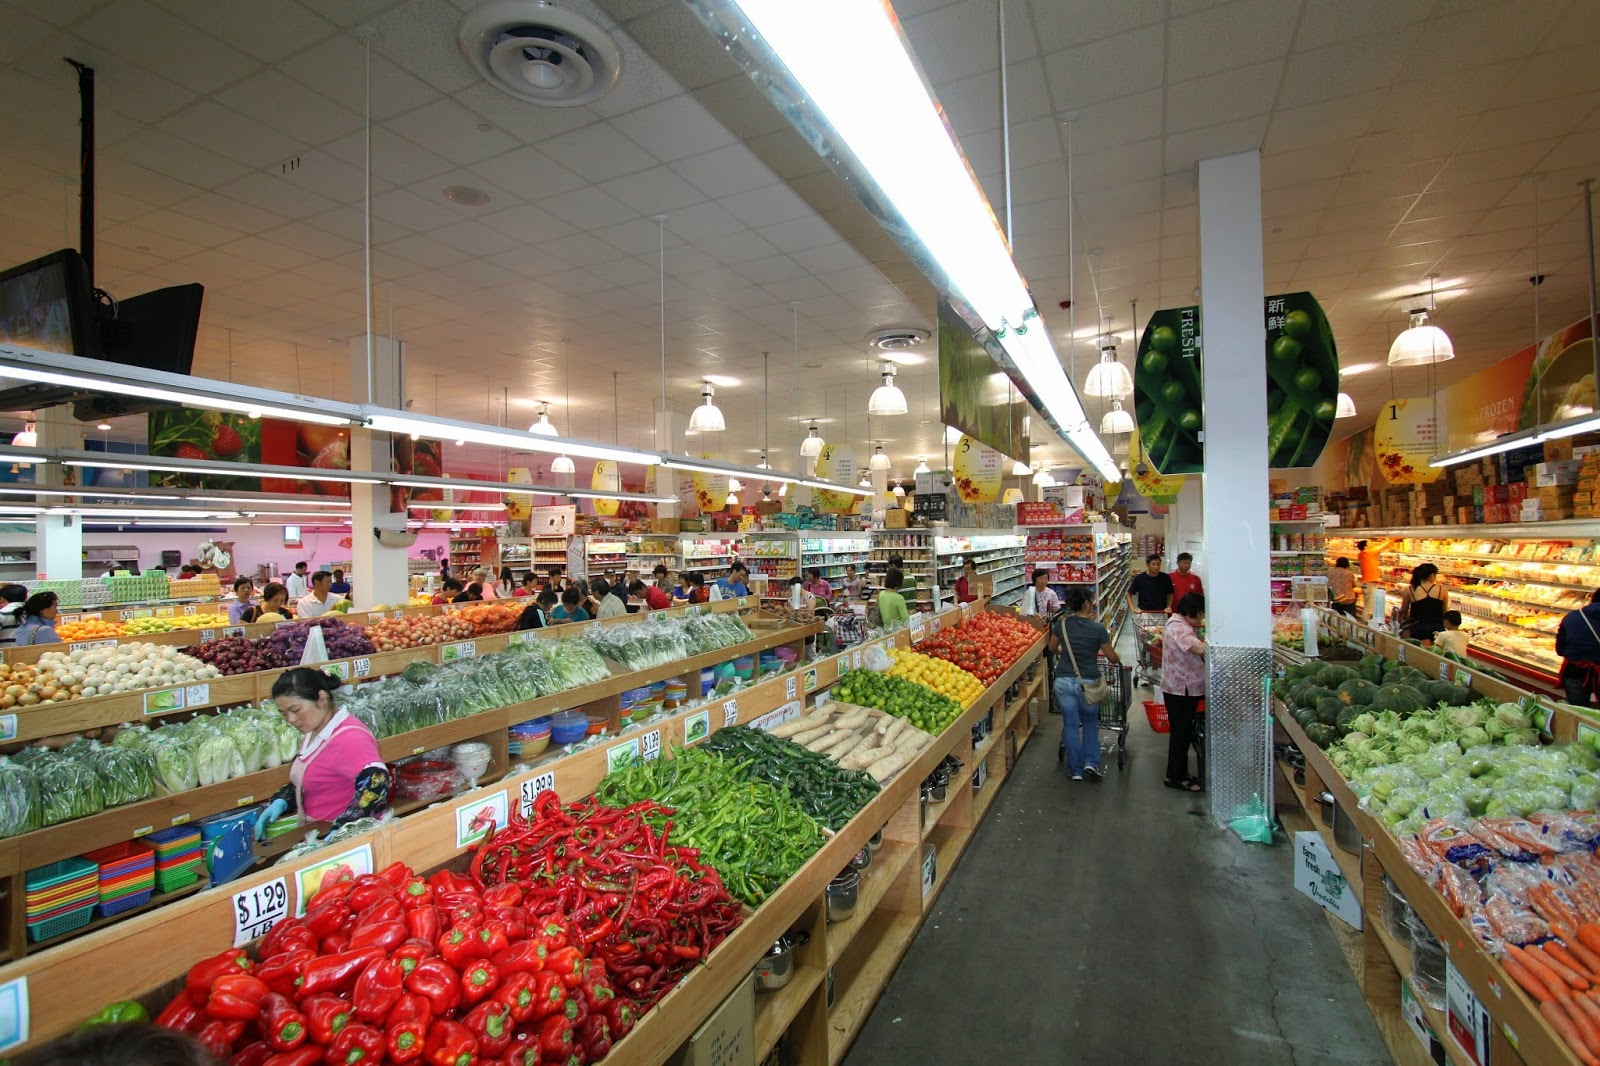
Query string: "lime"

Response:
xmin=1178 ymin=408 xmax=1202 ymax=432
xmin=1293 ymin=367 xmax=1321 ymax=392
xmin=1313 ymin=398 xmax=1336 ymax=422
xmin=1161 ymin=380 xmax=1186 ymax=404
xmin=1282 ymin=309 xmax=1313 ymax=339
xmin=1150 ymin=325 xmax=1178 ymax=353
xmin=1271 ymin=335 xmax=1302 ymax=362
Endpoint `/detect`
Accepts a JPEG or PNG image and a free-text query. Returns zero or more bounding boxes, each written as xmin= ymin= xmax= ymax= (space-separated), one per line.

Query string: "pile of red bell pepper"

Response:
xmin=470 ymin=791 xmax=742 ymax=1010
xmin=156 ymin=860 xmax=631 ymax=1065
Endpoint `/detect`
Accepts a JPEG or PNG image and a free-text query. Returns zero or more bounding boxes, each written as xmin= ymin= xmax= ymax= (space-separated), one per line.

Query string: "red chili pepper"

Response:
xmin=258 ymin=948 xmax=315 ymax=997
xmin=481 ymin=884 xmax=522 ymax=910
xmin=386 ymin=992 xmax=432 ymax=1030
xmin=438 ymin=922 xmax=485 ymax=968
xmin=406 ymin=905 xmax=443 ymax=946
xmin=263 ymin=1049 xmax=324 ymax=1066
xmin=261 ymin=918 xmax=317 ymax=961
xmin=260 ymin=993 xmax=308 ymax=1052
xmin=544 ymin=946 xmax=583 ymax=989
xmin=536 ymin=1014 xmax=574 ymax=1060
xmin=489 ymin=940 xmax=545 ymax=975
xmin=205 ymin=974 xmax=270 ymax=1021
xmin=463 ymin=1000 xmax=513 ymax=1058
xmin=195 ymin=1018 xmax=246 ymax=1057
xmin=406 ymin=958 xmax=462 ymax=1016
xmin=579 ymin=1013 xmax=612 ymax=1060
xmin=301 ymin=996 xmax=354 ymax=1046
xmin=325 ymin=1022 xmax=384 ymax=1065
xmin=424 ymin=1019 xmax=479 ymax=1066
xmin=186 ymin=948 xmax=254 ymax=1006
xmin=492 ymin=972 xmax=538 ymax=1025
xmin=387 ymin=1017 xmax=430 ymax=1064
xmin=304 ymin=898 xmax=352 ymax=941
xmin=230 ymin=1041 xmax=275 ymax=1066
xmin=352 ymin=956 xmax=406 ymax=1024
xmin=460 ymin=959 xmax=500 ymax=1006
xmin=401 ymin=878 xmax=434 ymax=910
xmin=299 ymin=948 xmax=385 ymax=998
xmin=530 ymin=971 xmax=567 ymax=1021
xmin=156 ymin=994 xmax=204 ymax=1033
xmin=603 ymin=998 xmax=636 ymax=1041
xmin=349 ymin=919 xmax=408 ymax=954
xmin=393 ymin=939 xmax=436 ymax=978
xmin=353 ymin=896 xmax=404 ymax=930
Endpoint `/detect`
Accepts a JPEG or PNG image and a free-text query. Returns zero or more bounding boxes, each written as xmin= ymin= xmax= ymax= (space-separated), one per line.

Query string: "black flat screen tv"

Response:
xmin=0 ymin=249 xmax=98 ymax=358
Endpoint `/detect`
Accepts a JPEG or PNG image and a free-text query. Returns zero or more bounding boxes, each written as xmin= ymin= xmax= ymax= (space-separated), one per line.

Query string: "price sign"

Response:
xmin=508 ymin=631 xmax=529 ymax=647
xmin=1396 ymin=645 xmax=1407 ymax=663
xmin=185 ymin=683 xmax=211 ymax=707
xmin=928 ymin=616 xmax=941 ymax=634
xmin=640 ymin=729 xmax=661 ymax=761
xmin=852 ymin=649 xmax=862 ymax=670
xmin=443 ymin=642 xmax=477 ymax=662
xmin=391 ymin=610 xmax=404 ymax=619
xmin=1537 ymin=704 xmax=1557 ymax=740
xmin=684 ymin=710 xmax=711 ymax=745
xmin=0 ymin=975 xmax=28 ymax=1053
xmin=58 ymin=614 xmax=79 ymax=625
xmin=144 ymin=687 xmax=187 ymax=715
xmin=69 ymin=639 xmax=118 ymax=653
xmin=519 ymin=773 xmax=557 ymax=816
xmin=154 ymin=606 xmax=175 ymax=618
xmin=352 ymin=658 xmax=373 ymax=678
xmin=722 ymin=699 xmax=739 ymax=727
xmin=233 ymin=878 xmax=289 ymax=947
xmin=184 ymin=604 xmax=198 ymax=615
xmin=1438 ymin=660 xmax=1450 ymax=681
xmin=119 ymin=609 xmax=135 ymax=621
xmin=224 ymin=627 xmax=246 ymax=638
xmin=1456 ymin=667 xmax=1472 ymax=687
xmin=909 ymin=614 xmax=925 ymax=642
xmin=606 ymin=738 xmax=640 ymax=773
xmin=200 ymin=629 xmax=215 ymax=642
xmin=785 ymin=676 xmax=797 ymax=700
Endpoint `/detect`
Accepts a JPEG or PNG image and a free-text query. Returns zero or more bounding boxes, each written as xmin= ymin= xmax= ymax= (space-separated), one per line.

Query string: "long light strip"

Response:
xmin=363 ymin=413 xmax=648 ymax=467
xmin=700 ymin=0 xmax=1118 ymax=482
xmin=1430 ymin=411 xmax=1600 ymax=467
xmin=656 ymin=456 xmax=805 ymax=485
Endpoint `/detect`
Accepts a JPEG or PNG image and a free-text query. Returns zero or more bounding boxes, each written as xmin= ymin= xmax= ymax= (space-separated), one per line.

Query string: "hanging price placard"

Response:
xmin=233 ymin=878 xmax=289 ymax=947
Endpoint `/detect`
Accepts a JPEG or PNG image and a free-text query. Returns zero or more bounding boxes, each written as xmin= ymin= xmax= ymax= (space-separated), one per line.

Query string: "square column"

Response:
xmin=348 ymin=335 xmax=408 ymax=607
xmin=1197 ymin=150 xmax=1273 ymax=826
xmin=34 ymin=412 xmax=82 ymax=581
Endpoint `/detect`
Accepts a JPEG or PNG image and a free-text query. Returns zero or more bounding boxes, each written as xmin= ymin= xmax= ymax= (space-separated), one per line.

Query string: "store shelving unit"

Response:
xmin=745 ymin=530 xmax=800 ymax=602
xmin=800 ymin=531 xmax=869 ymax=599
xmin=1099 ymin=538 xmax=1132 ymax=636
xmin=1020 ymin=523 xmax=1130 ymax=632
xmin=679 ymin=533 xmax=743 ymax=575
xmin=868 ymin=529 xmax=936 ymax=612
xmin=934 ymin=532 xmax=1025 ymax=607
xmin=448 ymin=532 xmax=487 ymax=572
xmin=582 ymin=534 xmax=630 ymax=579
xmin=627 ymin=534 xmax=680 ymax=577
xmin=1270 ymin=518 xmax=1329 ymax=611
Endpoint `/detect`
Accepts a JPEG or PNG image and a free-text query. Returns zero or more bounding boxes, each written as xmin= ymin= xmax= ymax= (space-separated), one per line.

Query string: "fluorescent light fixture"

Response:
xmin=1429 ymin=411 xmax=1600 ymax=467
xmin=1339 ymin=362 xmax=1379 ymax=377
xmin=61 ymin=453 xmax=389 ymax=484
xmin=529 ymin=403 xmax=559 ymax=436
xmin=363 ymin=411 xmax=649 ymax=466
xmin=1388 ymin=310 xmax=1454 ymax=367
xmin=1335 ymin=393 xmax=1357 ymax=419
xmin=568 ymin=490 xmax=679 ymax=504
xmin=804 ymin=478 xmax=874 ymax=497
xmin=550 ymin=455 xmax=576 ymax=474
xmin=867 ymin=363 xmax=907 ymax=416
xmin=406 ymin=502 xmax=508 ymax=511
xmin=657 ymin=456 xmax=804 ymax=485
xmin=688 ymin=382 xmax=726 ymax=433
xmin=1099 ymin=400 xmax=1135 ymax=435
xmin=800 ymin=423 xmax=825 ymax=457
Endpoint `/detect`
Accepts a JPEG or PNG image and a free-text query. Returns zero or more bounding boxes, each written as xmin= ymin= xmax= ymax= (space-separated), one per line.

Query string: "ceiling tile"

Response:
xmin=1383 ymin=61 xmax=1524 ymax=120
xmin=901 ymin=0 xmax=1037 ymax=85
xmin=1263 ymin=91 xmax=1385 ymax=153
xmin=538 ymin=185 xmax=637 ymax=231
xmin=1041 ymin=25 xmax=1164 ymax=111
xmin=658 ymin=201 xmax=746 ymax=243
xmin=322 ymin=126 xmax=455 ymax=186
xmin=154 ymin=0 xmax=335 ymax=63
xmin=537 ymin=121 xmax=657 ymax=182
xmin=1400 ymin=1 xmax=1566 ymax=82
xmin=214 ymin=170 xmax=338 ymax=220
xmin=77 ymin=0 xmax=260 ymax=94
xmin=1027 ymin=0 xmax=1164 ymax=51
xmin=599 ymin=165 xmax=706 ymax=214
xmin=1276 ymin=29 xmax=1418 ymax=111
xmin=668 ymin=143 xmax=778 ymax=200
xmin=1063 ymin=90 xmax=1164 ymax=153
xmin=158 ymin=100 xmax=308 ymax=169
xmin=280 ymin=34 xmax=438 ymax=121
xmin=214 ymin=69 xmax=365 ymax=146
xmin=1291 ymin=0 xmax=1433 ymax=48
xmin=756 ymin=217 xmax=839 ymax=255
xmin=371 ymin=0 xmax=478 ymax=95
xmin=109 ymin=127 xmax=252 ymax=189
xmin=610 ymin=91 xmax=738 ymax=163
xmin=720 ymin=183 xmax=813 ymax=229
xmin=1165 ymin=0 xmax=1297 ymax=82
xmin=387 ymin=96 xmax=517 ymax=165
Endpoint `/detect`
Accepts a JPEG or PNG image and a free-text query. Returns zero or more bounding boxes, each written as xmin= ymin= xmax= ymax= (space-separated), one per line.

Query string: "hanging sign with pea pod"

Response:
xmin=1134 ymin=292 xmax=1340 ymax=473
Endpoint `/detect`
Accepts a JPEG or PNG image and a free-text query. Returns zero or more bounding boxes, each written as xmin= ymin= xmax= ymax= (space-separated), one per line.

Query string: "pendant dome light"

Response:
xmin=892 ymin=482 xmax=906 ymax=498
xmin=1099 ymin=399 xmax=1135 ymax=434
xmin=11 ymin=420 xmax=36 ymax=449
xmin=529 ymin=402 xmax=558 ymax=436
xmin=1335 ymin=393 xmax=1357 ymax=418
xmin=869 ymin=443 xmax=890 ymax=471
xmin=913 ymin=456 xmax=930 ymax=475
xmin=1032 ymin=467 xmax=1056 ymax=487
xmin=867 ymin=362 xmax=907 ymax=416
xmin=551 ymin=454 xmax=576 ymax=474
xmin=858 ymin=473 xmax=871 ymax=488
xmin=728 ymin=477 xmax=742 ymax=491
xmin=725 ymin=490 xmax=738 ymax=506
xmin=1388 ymin=275 xmax=1454 ymax=367
xmin=1010 ymin=459 xmax=1030 ymax=476
xmin=800 ymin=422 xmax=825 ymax=458
xmin=1083 ymin=335 xmax=1133 ymax=398
xmin=689 ymin=381 xmax=725 ymax=432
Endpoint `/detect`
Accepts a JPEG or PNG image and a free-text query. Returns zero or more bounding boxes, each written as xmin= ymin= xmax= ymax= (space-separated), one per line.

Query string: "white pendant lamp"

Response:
xmin=867 ymin=362 xmax=907 ymax=416
xmin=1032 ymin=468 xmax=1056 ymax=487
xmin=858 ymin=473 xmax=871 ymax=488
xmin=551 ymin=454 xmax=575 ymax=474
xmin=869 ymin=443 xmax=890 ymax=470
xmin=1335 ymin=392 xmax=1357 ymax=418
xmin=1010 ymin=459 xmax=1030 ymax=476
xmin=1099 ymin=399 xmax=1135 ymax=434
xmin=689 ymin=382 xmax=725 ymax=432
xmin=913 ymin=456 xmax=930 ymax=475
xmin=725 ymin=490 xmax=738 ymax=506
xmin=892 ymin=482 xmax=905 ymax=498
xmin=529 ymin=403 xmax=558 ymax=436
xmin=800 ymin=422 xmax=825 ymax=457
xmin=1084 ymin=338 xmax=1133 ymax=398
xmin=728 ymin=477 xmax=742 ymax=491
xmin=11 ymin=421 xmax=36 ymax=448
xmin=1388 ymin=276 xmax=1454 ymax=367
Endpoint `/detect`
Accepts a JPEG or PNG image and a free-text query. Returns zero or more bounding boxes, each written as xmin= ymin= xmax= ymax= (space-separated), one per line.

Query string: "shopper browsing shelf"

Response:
xmin=0 ymin=583 xmax=29 ymax=647
xmin=454 ymin=583 xmax=484 ymax=603
xmin=1399 ymin=563 xmax=1447 ymax=643
xmin=284 ymin=560 xmax=310 ymax=601
xmin=255 ymin=667 xmax=389 ymax=840
xmin=1437 ymin=611 xmax=1469 ymax=658
xmin=954 ymin=556 xmax=980 ymax=604
xmin=842 ymin=564 xmax=864 ymax=599
xmin=513 ymin=571 xmax=538 ymax=597
xmin=644 ymin=565 xmax=673 ymax=610
xmin=241 ymin=582 xmax=290 ymax=624
xmin=595 ymin=577 xmax=629 ymax=619
xmin=329 ymin=568 xmax=351 ymax=596
xmin=516 ymin=589 xmax=558 ymax=630
xmin=1170 ymin=552 xmax=1203 ymax=603
xmin=802 ymin=567 xmax=832 ymax=601
xmin=716 ymin=563 xmax=750 ymax=598
xmin=296 ymin=570 xmax=335 ymax=618
xmin=433 ymin=577 xmax=464 ymax=605
xmin=1023 ymin=568 xmax=1060 ymax=618
xmin=1048 ymin=588 xmax=1120 ymax=782
xmin=876 ymin=568 xmax=910 ymax=627
xmin=685 ymin=572 xmax=711 ymax=605
xmin=1161 ymin=593 xmax=1207 ymax=792
xmin=550 ymin=585 xmax=591 ymax=623
xmin=1556 ymin=590 xmax=1600 ymax=707
xmin=12 ymin=591 xmax=60 ymax=646
xmin=226 ymin=576 xmax=256 ymax=626
xmin=1127 ymin=554 xmax=1175 ymax=615
xmin=1327 ymin=558 xmax=1358 ymax=617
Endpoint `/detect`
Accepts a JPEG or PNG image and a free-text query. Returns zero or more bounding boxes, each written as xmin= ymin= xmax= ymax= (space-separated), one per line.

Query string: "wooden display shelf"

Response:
xmin=919 ymin=764 xmax=971 ymax=842
xmin=824 ymin=908 xmax=922 ymax=1066
xmin=755 ymin=964 xmax=825 ymax=1061
xmin=824 ymin=840 xmax=916 ymax=967
xmin=920 ymin=821 xmax=974 ymax=914
xmin=28 ymin=878 xmax=208 ymax=951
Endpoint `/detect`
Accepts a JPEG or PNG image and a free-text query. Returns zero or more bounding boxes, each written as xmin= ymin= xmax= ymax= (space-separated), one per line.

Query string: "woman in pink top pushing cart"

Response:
xmin=254 ymin=667 xmax=390 ymax=840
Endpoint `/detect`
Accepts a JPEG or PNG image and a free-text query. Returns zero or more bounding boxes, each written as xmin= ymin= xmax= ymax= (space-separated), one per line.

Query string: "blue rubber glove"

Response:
xmin=254 ymin=798 xmax=288 ymax=842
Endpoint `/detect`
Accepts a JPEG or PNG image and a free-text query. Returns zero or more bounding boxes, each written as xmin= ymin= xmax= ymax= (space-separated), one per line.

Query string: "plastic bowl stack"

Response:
xmin=550 ymin=711 xmax=589 ymax=745
xmin=452 ymin=741 xmax=492 ymax=786
xmin=509 ymin=717 xmax=552 ymax=759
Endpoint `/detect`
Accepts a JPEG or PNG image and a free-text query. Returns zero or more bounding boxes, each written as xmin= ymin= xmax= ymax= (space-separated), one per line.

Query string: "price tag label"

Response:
xmin=508 ymin=631 xmax=529 ymax=647
xmin=1538 ymin=705 xmax=1557 ymax=740
xmin=641 ymin=729 xmax=661 ymax=761
xmin=119 ymin=609 xmax=135 ymax=621
xmin=0 ymin=715 xmax=15 ymax=743
xmin=1456 ymin=667 xmax=1472 ymax=687
xmin=929 ymin=616 xmax=941 ymax=634
xmin=442 ymin=642 xmax=477 ymax=662
xmin=200 ymin=629 xmax=215 ymax=642
xmin=353 ymin=658 xmax=372 ymax=678
xmin=69 ymin=639 xmax=118 ymax=653
xmin=519 ymin=773 xmax=558 ymax=816
xmin=144 ymin=687 xmax=187 ymax=715
xmin=723 ymin=699 xmax=739 ymax=727
xmin=233 ymin=878 xmax=289 ymax=947
xmin=649 ymin=611 xmax=668 ymax=623
xmin=184 ymin=604 xmax=198 ymax=615
xmin=1439 ymin=661 xmax=1451 ymax=682
xmin=961 ymin=602 xmax=972 ymax=618
xmin=154 ymin=606 xmax=175 ymax=618
xmin=185 ymin=683 xmax=210 ymax=707
xmin=0 ymin=975 xmax=30 ymax=1053
xmin=224 ymin=627 xmax=246 ymax=638
xmin=391 ymin=610 xmax=404 ymax=619
xmin=1396 ymin=645 xmax=1407 ymax=663
xmin=684 ymin=710 xmax=711 ymax=745
xmin=606 ymin=738 xmax=641 ymax=773
xmin=58 ymin=614 xmax=79 ymax=625
xmin=323 ymin=661 xmax=350 ymax=681
xmin=852 ymin=649 xmax=862 ymax=670
xmin=785 ymin=676 xmax=797 ymax=700
xmin=909 ymin=615 xmax=925 ymax=642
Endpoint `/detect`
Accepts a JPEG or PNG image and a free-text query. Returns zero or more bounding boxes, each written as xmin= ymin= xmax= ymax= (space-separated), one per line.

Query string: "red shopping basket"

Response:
xmin=1144 ymin=700 xmax=1169 ymax=733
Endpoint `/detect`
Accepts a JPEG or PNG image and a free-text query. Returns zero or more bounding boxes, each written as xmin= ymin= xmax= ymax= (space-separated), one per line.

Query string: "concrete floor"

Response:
xmin=842 ymin=692 xmax=1392 ymax=1066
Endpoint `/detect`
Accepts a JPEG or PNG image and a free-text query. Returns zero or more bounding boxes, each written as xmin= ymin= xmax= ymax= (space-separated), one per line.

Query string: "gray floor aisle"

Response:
xmin=841 ymin=679 xmax=1391 ymax=1065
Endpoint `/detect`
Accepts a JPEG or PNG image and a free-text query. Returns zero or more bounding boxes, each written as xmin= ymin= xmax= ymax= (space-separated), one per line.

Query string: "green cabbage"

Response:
xmin=153 ymin=741 xmax=198 ymax=793
xmin=195 ymin=735 xmax=244 ymax=787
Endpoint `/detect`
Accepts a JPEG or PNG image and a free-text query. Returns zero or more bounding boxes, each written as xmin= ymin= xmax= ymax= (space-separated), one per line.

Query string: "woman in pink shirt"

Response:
xmin=254 ymin=667 xmax=389 ymax=840
xmin=1160 ymin=592 xmax=1207 ymax=793
xmin=803 ymin=568 xmax=834 ymax=601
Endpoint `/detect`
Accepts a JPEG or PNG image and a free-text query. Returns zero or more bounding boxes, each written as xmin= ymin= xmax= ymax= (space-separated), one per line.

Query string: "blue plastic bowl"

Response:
xmin=550 ymin=711 xmax=589 ymax=745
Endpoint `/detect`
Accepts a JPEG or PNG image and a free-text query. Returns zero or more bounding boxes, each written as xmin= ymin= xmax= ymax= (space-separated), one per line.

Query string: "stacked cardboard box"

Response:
xmin=1406 ymin=483 xmax=1451 ymax=525
xmin=1521 ymin=462 xmax=1578 ymax=521
xmin=1577 ymin=452 xmax=1600 ymax=518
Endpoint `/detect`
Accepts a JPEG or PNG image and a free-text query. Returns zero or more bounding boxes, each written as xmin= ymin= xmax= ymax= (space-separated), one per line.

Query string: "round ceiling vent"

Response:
xmin=457 ymin=0 xmax=622 ymax=108
xmin=866 ymin=327 xmax=930 ymax=351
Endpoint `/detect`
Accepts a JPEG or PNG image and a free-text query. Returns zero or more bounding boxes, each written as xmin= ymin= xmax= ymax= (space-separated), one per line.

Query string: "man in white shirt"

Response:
xmin=297 ymin=570 xmax=333 ymax=618
xmin=285 ymin=561 xmax=311 ymax=600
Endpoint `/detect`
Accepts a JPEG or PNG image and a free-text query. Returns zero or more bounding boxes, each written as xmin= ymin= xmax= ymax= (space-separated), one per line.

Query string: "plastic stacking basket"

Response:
xmin=1143 ymin=700 xmax=1170 ymax=733
xmin=25 ymin=858 xmax=100 ymax=942
xmin=144 ymin=826 xmax=205 ymax=892
xmin=83 ymin=841 xmax=156 ymax=917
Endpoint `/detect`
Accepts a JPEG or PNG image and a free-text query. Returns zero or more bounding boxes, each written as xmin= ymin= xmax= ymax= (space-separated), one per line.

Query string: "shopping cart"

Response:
xmin=1132 ymin=612 xmax=1168 ymax=689
xmin=1097 ymin=663 xmax=1133 ymax=770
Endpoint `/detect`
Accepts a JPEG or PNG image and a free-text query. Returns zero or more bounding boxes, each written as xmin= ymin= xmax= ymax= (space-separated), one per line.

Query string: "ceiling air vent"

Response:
xmin=866 ymin=327 xmax=930 ymax=351
xmin=457 ymin=1 xmax=622 ymax=108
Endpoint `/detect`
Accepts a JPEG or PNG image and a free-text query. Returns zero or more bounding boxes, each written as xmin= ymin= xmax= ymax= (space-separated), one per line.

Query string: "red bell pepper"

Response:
xmin=206 ymin=974 xmax=270 ymax=1021
xmin=353 ymin=896 xmax=403 ymax=930
xmin=489 ymin=940 xmax=545 ymax=975
xmin=406 ymin=905 xmax=443 ymax=946
xmin=406 ymin=958 xmax=462 ymax=1016
xmin=261 ymin=918 xmax=316 ymax=960
xmin=438 ymin=896 xmax=483 ymax=927
xmin=492 ymin=972 xmax=538 ymax=1025
xmin=349 ymin=919 xmax=408 ymax=954
xmin=347 ymin=875 xmax=395 ymax=913
xmin=299 ymin=947 xmax=385 ymax=998
xmin=393 ymin=939 xmax=436 ymax=978
xmin=531 ymin=971 xmax=567 ymax=1021
xmin=579 ymin=1014 xmax=612 ymax=1061
xmin=428 ymin=869 xmax=477 ymax=896
xmin=387 ymin=1017 xmax=429 ymax=1064
xmin=231 ymin=1041 xmax=275 ymax=1066
xmin=536 ymin=1014 xmax=574 ymax=1060
xmin=533 ymin=917 xmax=571 ymax=951
xmin=401 ymin=878 xmax=434 ymax=910
xmin=379 ymin=861 xmax=413 ymax=889
xmin=196 ymin=1018 xmax=246 ymax=1056
xmin=474 ymin=920 xmax=510 ymax=958
xmin=486 ymin=906 xmax=528 ymax=941
xmin=302 ymin=995 xmax=354 ymax=1046
xmin=604 ymin=998 xmax=637 ymax=1041
xmin=387 ymin=992 xmax=432 ymax=1029
xmin=325 ymin=1022 xmax=384 ymax=1065
xmin=156 ymin=994 xmax=203 ymax=1033
xmin=424 ymin=1019 xmax=479 ymax=1066
xmin=260 ymin=993 xmax=308 ymax=1052
xmin=258 ymin=947 xmax=315 ymax=997
xmin=460 ymin=960 xmax=500 ymax=1006
xmin=580 ymin=971 xmax=615 ymax=1014
xmin=187 ymin=948 xmax=254 ymax=1005
xmin=264 ymin=1049 xmax=325 ymax=1066
xmin=319 ymin=934 xmax=351 ymax=956
xmin=563 ymin=990 xmax=587 ymax=1026
xmin=481 ymin=884 xmax=522 ymax=910
xmin=304 ymin=897 xmax=352 ymax=941
xmin=544 ymin=946 xmax=584 ymax=989
xmin=439 ymin=922 xmax=485 ymax=968
xmin=463 ymin=1001 xmax=513 ymax=1058
xmin=352 ymin=956 xmax=406 ymax=1024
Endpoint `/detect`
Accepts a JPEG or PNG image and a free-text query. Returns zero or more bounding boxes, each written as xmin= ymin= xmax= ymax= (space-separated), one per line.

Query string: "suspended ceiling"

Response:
xmin=0 ymin=0 xmax=1595 ymax=482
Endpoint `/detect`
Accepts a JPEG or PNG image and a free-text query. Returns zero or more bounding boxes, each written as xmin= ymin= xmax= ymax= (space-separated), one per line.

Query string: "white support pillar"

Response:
xmin=349 ymin=335 xmax=408 ymax=608
xmin=653 ymin=408 xmax=687 ymax=518
xmin=1197 ymin=150 xmax=1273 ymax=825
xmin=34 ymin=412 xmax=82 ymax=581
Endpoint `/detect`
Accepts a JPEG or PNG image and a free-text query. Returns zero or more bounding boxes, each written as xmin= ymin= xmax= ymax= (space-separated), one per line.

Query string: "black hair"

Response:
xmin=233 ymin=576 xmax=253 ymax=591
xmin=1410 ymin=563 xmax=1438 ymax=589
xmin=332 ymin=568 xmax=344 ymax=580
xmin=520 ymin=571 xmax=537 ymax=585
xmin=294 ymin=561 xmax=308 ymax=571
xmin=0 ymin=583 xmax=29 ymax=603
xmin=806 ymin=568 xmax=822 ymax=583
xmin=1444 ymin=610 xmax=1463 ymax=627
xmin=961 ymin=555 xmax=975 ymax=568
xmin=1065 ymin=587 xmax=1093 ymax=612
xmin=311 ymin=569 xmax=332 ymax=584
xmin=17 ymin=1022 xmax=223 ymax=1066
xmin=22 ymin=591 xmax=57 ymax=619
xmin=627 ymin=580 xmax=646 ymax=596
xmin=885 ymin=568 xmax=904 ymax=590
xmin=591 ymin=578 xmax=610 ymax=599
xmin=1335 ymin=557 xmax=1350 ymax=568
xmin=887 ymin=554 xmax=904 ymax=569
xmin=1592 ymin=588 xmax=1600 ymax=604
xmin=652 ymin=564 xmax=668 ymax=577
xmin=1355 ymin=540 xmax=1368 ymax=550
xmin=548 ymin=567 xmax=564 ymax=579
xmin=457 ymin=583 xmax=483 ymax=602
xmin=260 ymin=581 xmax=286 ymax=604
xmin=271 ymin=666 xmax=342 ymax=703
xmin=687 ymin=572 xmax=706 ymax=587
xmin=788 ymin=576 xmax=804 ymax=586
xmin=442 ymin=577 xmax=464 ymax=593
xmin=536 ymin=589 xmax=558 ymax=609
xmin=516 ymin=602 xmax=546 ymax=630
xmin=1175 ymin=591 xmax=1205 ymax=619
xmin=1031 ymin=568 xmax=1049 ymax=585
xmin=498 ymin=567 xmax=513 ymax=583
xmin=1146 ymin=554 xmax=1161 ymax=565
xmin=561 ymin=586 xmax=581 ymax=607
xmin=1176 ymin=552 xmax=1192 ymax=563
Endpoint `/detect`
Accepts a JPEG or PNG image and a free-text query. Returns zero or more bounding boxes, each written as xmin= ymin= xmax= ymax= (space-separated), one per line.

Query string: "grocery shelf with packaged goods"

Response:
xmin=800 ymin=530 xmax=870 ymax=596
xmin=1323 ymin=527 xmax=1595 ymax=690
xmin=447 ymin=529 xmax=494 ymax=572
xmin=934 ymin=531 xmax=1025 ymax=606
xmin=1271 ymin=607 xmax=1600 ymax=1066
xmin=0 ymin=604 xmax=1050 ymax=1066
xmin=581 ymin=533 xmax=631 ymax=579
xmin=679 ymin=532 xmax=744 ymax=573
xmin=499 ymin=534 xmax=569 ymax=576
xmin=745 ymin=530 xmax=801 ymax=600
xmin=1018 ymin=519 xmax=1131 ymax=634
xmin=1269 ymin=488 xmax=1331 ymax=612
xmin=627 ymin=532 xmax=680 ymax=576
xmin=867 ymin=529 xmax=936 ymax=611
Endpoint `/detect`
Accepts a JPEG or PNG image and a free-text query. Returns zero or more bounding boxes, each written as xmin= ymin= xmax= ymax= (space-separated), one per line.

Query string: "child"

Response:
xmin=1435 ymin=610 xmax=1469 ymax=657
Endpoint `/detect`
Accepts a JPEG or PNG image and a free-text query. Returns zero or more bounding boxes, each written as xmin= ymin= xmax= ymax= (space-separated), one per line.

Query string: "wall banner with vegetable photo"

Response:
xmin=1133 ymin=305 xmax=1203 ymax=474
xmin=1128 ymin=424 xmax=1185 ymax=503
xmin=936 ymin=299 xmax=1029 ymax=460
